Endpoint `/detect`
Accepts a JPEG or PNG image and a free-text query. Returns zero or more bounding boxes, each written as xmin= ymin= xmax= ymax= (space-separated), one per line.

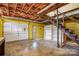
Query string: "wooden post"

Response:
xmin=56 ymin=9 xmax=59 ymax=48
xmin=62 ymin=13 xmax=67 ymax=47
xmin=63 ymin=34 xmax=67 ymax=46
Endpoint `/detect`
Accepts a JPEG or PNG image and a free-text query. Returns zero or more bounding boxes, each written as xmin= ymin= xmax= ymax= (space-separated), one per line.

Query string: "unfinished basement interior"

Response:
xmin=0 ymin=3 xmax=79 ymax=56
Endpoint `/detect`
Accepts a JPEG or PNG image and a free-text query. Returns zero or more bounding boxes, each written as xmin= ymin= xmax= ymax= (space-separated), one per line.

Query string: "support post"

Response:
xmin=62 ymin=12 xmax=66 ymax=47
xmin=56 ymin=9 xmax=59 ymax=48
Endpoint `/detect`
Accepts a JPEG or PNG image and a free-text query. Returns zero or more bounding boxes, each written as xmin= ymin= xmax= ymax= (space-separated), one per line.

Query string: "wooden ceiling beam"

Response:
xmin=13 ymin=3 xmax=17 ymax=16
xmin=41 ymin=3 xmax=68 ymax=15
xmin=32 ymin=3 xmax=50 ymax=14
xmin=0 ymin=3 xmax=9 ymax=16
xmin=53 ymin=7 xmax=79 ymax=19
xmin=0 ymin=7 xmax=3 ymax=16
xmin=6 ymin=3 xmax=9 ymax=16
xmin=7 ymin=3 xmax=10 ymax=16
xmin=25 ymin=3 xmax=35 ymax=14
xmin=0 ymin=4 xmax=7 ymax=16
xmin=0 ymin=3 xmax=68 ymax=20
xmin=21 ymin=3 xmax=26 ymax=12
xmin=35 ymin=14 xmax=52 ymax=21
xmin=37 ymin=3 xmax=55 ymax=14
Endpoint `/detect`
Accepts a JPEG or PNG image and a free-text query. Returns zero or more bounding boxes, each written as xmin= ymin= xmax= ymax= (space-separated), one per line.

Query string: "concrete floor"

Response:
xmin=5 ymin=40 xmax=79 ymax=56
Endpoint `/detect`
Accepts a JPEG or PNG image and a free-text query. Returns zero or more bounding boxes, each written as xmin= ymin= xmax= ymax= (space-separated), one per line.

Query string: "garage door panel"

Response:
xmin=4 ymin=34 xmax=18 ymax=42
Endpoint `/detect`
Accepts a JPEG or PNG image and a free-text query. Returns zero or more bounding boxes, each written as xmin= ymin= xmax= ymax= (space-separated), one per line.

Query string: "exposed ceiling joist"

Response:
xmin=30 ymin=3 xmax=49 ymax=15
xmin=37 ymin=3 xmax=56 ymax=14
xmin=21 ymin=3 xmax=26 ymax=12
xmin=55 ymin=9 xmax=79 ymax=19
xmin=13 ymin=3 xmax=17 ymax=16
xmin=6 ymin=4 xmax=9 ymax=16
xmin=25 ymin=4 xmax=35 ymax=14
xmin=0 ymin=8 xmax=3 ymax=16
xmin=0 ymin=3 xmax=78 ymax=22
xmin=42 ymin=3 xmax=68 ymax=15
xmin=47 ymin=3 xmax=79 ymax=17
xmin=2 ymin=3 xmax=9 ymax=16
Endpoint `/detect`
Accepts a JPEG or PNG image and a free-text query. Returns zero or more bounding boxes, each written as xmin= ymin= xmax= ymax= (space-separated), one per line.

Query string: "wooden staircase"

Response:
xmin=59 ymin=24 xmax=79 ymax=44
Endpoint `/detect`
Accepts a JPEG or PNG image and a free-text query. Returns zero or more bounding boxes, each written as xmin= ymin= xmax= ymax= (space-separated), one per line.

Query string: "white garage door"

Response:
xmin=44 ymin=25 xmax=53 ymax=40
xmin=4 ymin=22 xmax=28 ymax=42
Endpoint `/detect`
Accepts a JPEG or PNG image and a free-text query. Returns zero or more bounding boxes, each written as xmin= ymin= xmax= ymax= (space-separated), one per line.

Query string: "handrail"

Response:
xmin=59 ymin=12 xmax=77 ymax=40
xmin=54 ymin=11 xmax=79 ymax=41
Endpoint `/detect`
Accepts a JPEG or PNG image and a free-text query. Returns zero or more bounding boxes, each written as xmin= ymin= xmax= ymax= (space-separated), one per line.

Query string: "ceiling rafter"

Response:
xmin=13 ymin=3 xmax=17 ymax=16
xmin=0 ymin=6 xmax=3 ymax=16
xmin=0 ymin=3 xmax=68 ymax=20
xmin=37 ymin=3 xmax=55 ymax=14
xmin=41 ymin=3 xmax=68 ymax=15
xmin=8 ymin=3 xmax=10 ymax=16
xmin=0 ymin=3 xmax=8 ymax=16
xmin=1 ymin=3 xmax=75 ymax=21
xmin=6 ymin=3 xmax=9 ymax=16
xmin=53 ymin=7 xmax=79 ymax=19
xmin=25 ymin=3 xmax=35 ymax=14
xmin=31 ymin=3 xmax=49 ymax=14
xmin=21 ymin=3 xmax=26 ymax=12
xmin=29 ymin=3 xmax=50 ymax=19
